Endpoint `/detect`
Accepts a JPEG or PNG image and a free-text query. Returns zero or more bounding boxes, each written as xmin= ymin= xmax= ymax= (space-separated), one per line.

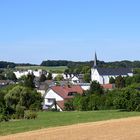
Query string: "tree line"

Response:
xmin=41 ymin=60 xmax=140 ymax=68
xmin=1 ymin=60 xmax=140 ymax=69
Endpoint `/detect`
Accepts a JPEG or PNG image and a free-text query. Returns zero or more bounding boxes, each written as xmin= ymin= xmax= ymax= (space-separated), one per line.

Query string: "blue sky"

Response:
xmin=0 ymin=0 xmax=140 ymax=64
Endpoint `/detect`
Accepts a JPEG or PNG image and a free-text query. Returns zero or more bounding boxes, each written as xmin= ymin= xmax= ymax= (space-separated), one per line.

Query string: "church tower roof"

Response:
xmin=93 ymin=52 xmax=97 ymax=68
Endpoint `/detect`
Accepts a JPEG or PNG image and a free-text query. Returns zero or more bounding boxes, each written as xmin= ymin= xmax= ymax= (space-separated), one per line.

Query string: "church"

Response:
xmin=91 ymin=53 xmax=133 ymax=84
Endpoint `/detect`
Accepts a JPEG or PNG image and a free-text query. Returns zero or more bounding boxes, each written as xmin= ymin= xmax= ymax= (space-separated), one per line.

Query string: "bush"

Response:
xmin=0 ymin=114 xmax=10 ymax=122
xmin=135 ymin=104 xmax=140 ymax=111
xmin=24 ymin=111 xmax=37 ymax=119
xmin=64 ymin=99 xmax=74 ymax=111
xmin=15 ymin=105 xmax=25 ymax=119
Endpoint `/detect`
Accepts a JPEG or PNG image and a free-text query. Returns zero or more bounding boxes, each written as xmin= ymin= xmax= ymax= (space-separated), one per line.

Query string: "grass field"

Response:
xmin=15 ymin=66 xmax=67 ymax=73
xmin=0 ymin=110 xmax=140 ymax=136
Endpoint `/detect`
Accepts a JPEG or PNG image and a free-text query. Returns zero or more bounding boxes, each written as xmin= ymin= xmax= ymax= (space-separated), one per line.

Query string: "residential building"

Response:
xmin=43 ymin=85 xmax=83 ymax=111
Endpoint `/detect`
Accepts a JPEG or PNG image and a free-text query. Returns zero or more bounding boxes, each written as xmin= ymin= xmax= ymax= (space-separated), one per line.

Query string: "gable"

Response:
xmin=71 ymin=76 xmax=79 ymax=81
xmin=44 ymin=89 xmax=63 ymax=101
xmin=92 ymin=68 xmax=100 ymax=76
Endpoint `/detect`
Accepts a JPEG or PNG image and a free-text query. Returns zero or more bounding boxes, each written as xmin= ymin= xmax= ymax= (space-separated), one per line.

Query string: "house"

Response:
xmin=0 ymin=80 xmax=15 ymax=88
xmin=69 ymin=74 xmax=84 ymax=84
xmin=43 ymin=85 xmax=83 ymax=111
xmin=69 ymin=76 xmax=80 ymax=84
xmin=14 ymin=69 xmax=46 ymax=79
xmin=91 ymin=53 xmax=133 ymax=84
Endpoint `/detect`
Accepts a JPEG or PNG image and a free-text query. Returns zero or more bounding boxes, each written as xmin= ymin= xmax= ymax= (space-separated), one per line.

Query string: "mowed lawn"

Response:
xmin=15 ymin=66 xmax=67 ymax=73
xmin=1 ymin=110 xmax=140 ymax=136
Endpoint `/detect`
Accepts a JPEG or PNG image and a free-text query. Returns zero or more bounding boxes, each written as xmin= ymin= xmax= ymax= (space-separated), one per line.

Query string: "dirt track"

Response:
xmin=1 ymin=117 xmax=140 ymax=140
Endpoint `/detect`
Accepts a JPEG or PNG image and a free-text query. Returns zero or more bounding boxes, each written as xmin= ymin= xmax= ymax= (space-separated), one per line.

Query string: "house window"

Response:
xmin=68 ymin=92 xmax=77 ymax=96
xmin=48 ymin=99 xmax=54 ymax=103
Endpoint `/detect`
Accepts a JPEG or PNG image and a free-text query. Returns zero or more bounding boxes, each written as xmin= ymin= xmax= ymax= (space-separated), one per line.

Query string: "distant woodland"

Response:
xmin=1 ymin=60 xmax=140 ymax=69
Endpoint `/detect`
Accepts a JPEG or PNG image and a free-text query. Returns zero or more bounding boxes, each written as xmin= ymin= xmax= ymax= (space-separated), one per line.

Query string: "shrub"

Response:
xmin=24 ymin=111 xmax=37 ymax=119
xmin=15 ymin=105 xmax=25 ymax=119
xmin=64 ymin=99 xmax=74 ymax=111
xmin=0 ymin=114 xmax=10 ymax=122
xmin=135 ymin=104 xmax=140 ymax=111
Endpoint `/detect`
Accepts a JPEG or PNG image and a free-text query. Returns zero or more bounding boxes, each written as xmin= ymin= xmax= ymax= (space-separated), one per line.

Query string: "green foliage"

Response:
xmin=54 ymin=74 xmax=64 ymax=81
xmin=115 ymin=76 xmax=125 ymax=88
xmin=21 ymin=74 xmax=35 ymax=88
xmin=64 ymin=99 xmax=74 ymax=111
xmin=109 ymin=77 xmax=115 ymax=84
xmin=39 ymin=74 xmax=46 ymax=82
xmin=5 ymin=70 xmax=17 ymax=81
xmin=0 ymin=90 xmax=5 ymax=113
xmin=0 ymin=61 xmax=16 ymax=68
xmin=113 ymin=88 xmax=140 ymax=111
xmin=65 ymin=84 xmax=140 ymax=112
xmin=0 ymin=74 xmax=6 ymax=80
xmin=0 ymin=85 xmax=42 ymax=121
xmin=46 ymin=73 xmax=52 ymax=80
xmin=0 ymin=114 xmax=10 ymax=122
xmin=24 ymin=111 xmax=37 ymax=119
xmin=83 ymin=73 xmax=91 ymax=83
xmin=15 ymin=105 xmax=25 ymax=119
xmin=89 ymin=81 xmax=103 ymax=94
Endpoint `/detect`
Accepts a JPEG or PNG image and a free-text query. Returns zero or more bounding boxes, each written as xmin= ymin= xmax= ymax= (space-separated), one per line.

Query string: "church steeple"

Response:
xmin=94 ymin=52 xmax=97 ymax=68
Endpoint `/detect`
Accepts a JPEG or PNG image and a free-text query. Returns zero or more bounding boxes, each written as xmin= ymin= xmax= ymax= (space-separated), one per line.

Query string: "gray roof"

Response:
xmin=97 ymin=68 xmax=133 ymax=76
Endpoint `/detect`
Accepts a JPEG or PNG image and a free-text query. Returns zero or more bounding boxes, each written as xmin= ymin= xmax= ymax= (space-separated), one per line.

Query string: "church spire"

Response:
xmin=94 ymin=52 xmax=97 ymax=68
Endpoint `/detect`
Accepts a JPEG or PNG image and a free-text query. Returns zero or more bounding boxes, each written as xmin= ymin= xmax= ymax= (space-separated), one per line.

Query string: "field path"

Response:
xmin=1 ymin=116 xmax=140 ymax=140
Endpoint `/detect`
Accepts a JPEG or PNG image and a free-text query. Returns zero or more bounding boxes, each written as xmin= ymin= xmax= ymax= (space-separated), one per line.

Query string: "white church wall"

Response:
xmin=91 ymin=68 xmax=100 ymax=82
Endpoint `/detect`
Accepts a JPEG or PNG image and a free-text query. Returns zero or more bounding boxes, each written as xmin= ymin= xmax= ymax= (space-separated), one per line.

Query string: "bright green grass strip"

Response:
xmin=0 ymin=110 xmax=140 ymax=136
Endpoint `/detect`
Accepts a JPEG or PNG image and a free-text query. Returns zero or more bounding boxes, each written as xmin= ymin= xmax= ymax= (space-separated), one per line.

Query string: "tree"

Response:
xmin=54 ymin=75 xmax=64 ymax=81
xmin=64 ymin=99 xmax=74 ymax=111
xmin=115 ymin=76 xmax=125 ymax=88
xmin=0 ymin=74 xmax=6 ymax=80
xmin=0 ymin=90 xmax=5 ymax=113
xmin=109 ymin=77 xmax=115 ymax=84
xmin=22 ymin=74 xmax=35 ymax=88
xmin=4 ymin=85 xmax=42 ymax=111
xmin=83 ymin=73 xmax=91 ymax=83
xmin=46 ymin=73 xmax=52 ymax=80
xmin=82 ymin=66 xmax=90 ymax=74
xmin=5 ymin=70 xmax=17 ymax=81
xmin=125 ymin=76 xmax=133 ymax=86
xmin=39 ymin=74 xmax=46 ymax=82
xmin=89 ymin=81 xmax=103 ymax=94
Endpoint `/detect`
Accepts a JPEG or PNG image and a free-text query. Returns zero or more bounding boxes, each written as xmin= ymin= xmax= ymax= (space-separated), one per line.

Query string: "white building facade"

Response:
xmin=91 ymin=53 xmax=133 ymax=84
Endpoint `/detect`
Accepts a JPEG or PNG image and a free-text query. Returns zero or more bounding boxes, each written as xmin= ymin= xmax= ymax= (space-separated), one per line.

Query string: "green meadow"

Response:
xmin=1 ymin=110 xmax=140 ymax=135
xmin=15 ymin=66 xmax=67 ymax=73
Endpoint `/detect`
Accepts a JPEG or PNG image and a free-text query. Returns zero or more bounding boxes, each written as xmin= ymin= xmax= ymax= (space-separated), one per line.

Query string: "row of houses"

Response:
xmin=14 ymin=69 xmax=84 ymax=84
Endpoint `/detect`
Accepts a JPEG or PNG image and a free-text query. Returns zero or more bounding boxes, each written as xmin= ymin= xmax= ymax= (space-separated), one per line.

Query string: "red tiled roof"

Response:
xmin=51 ymin=85 xmax=83 ymax=99
xmin=101 ymin=84 xmax=115 ymax=89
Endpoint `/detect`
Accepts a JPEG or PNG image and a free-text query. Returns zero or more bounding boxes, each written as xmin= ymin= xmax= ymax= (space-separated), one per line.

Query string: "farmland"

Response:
xmin=15 ymin=66 xmax=67 ymax=73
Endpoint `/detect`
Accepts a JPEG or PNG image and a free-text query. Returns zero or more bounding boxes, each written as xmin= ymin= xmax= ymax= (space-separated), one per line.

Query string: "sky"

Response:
xmin=0 ymin=0 xmax=140 ymax=64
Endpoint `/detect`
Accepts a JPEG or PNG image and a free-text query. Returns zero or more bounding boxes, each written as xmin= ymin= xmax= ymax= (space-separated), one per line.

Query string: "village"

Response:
xmin=0 ymin=53 xmax=134 ymax=112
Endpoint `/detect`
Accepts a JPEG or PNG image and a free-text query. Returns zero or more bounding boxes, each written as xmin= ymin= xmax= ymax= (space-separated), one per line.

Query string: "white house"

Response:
xmin=91 ymin=53 xmax=133 ymax=84
xmin=14 ymin=69 xmax=43 ymax=79
xmin=43 ymin=85 xmax=83 ymax=111
xmin=70 ymin=76 xmax=80 ymax=84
